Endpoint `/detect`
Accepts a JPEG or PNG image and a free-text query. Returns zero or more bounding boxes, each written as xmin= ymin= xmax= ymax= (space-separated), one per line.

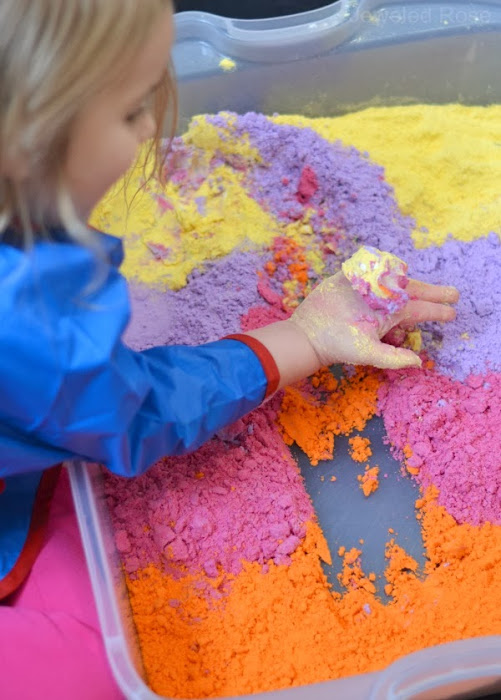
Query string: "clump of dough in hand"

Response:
xmin=341 ymin=245 xmax=409 ymax=315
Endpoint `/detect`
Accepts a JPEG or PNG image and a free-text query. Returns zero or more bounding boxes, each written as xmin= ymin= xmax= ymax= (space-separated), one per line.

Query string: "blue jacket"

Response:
xmin=0 ymin=228 xmax=278 ymax=597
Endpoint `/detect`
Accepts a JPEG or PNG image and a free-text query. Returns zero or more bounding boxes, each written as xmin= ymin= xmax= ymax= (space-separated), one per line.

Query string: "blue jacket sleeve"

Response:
xmin=0 ymin=235 xmax=276 ymax=478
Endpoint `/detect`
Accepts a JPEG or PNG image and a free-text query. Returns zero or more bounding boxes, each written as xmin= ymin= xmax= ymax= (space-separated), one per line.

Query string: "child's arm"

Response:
xmin=245 ymin=271 xmax=459 ymax=389
xmin=0 ymin=242 xmax=458 ymax=479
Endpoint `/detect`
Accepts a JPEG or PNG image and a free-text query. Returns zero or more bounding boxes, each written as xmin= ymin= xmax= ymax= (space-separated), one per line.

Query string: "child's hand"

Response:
xmin=289 ymin=271 xmax=459 ymax=370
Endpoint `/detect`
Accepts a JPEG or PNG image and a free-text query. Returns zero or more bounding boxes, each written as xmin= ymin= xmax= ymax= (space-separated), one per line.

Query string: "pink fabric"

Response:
xmin=0 ymin=469 xmax=123 ymax=700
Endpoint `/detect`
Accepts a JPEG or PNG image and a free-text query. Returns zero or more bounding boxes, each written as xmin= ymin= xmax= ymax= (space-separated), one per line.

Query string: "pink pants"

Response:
xmin=0 ymin=469 xmax=123 ymax=700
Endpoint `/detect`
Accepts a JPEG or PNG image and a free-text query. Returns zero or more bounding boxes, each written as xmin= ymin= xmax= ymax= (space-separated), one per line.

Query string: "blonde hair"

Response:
xmin=0 ymin=0 xmax=176 ymax=247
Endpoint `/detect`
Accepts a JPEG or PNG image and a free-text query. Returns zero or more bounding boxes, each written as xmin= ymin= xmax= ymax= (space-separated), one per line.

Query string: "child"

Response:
xmin=0 ymin=1 xmax=459 ymax=697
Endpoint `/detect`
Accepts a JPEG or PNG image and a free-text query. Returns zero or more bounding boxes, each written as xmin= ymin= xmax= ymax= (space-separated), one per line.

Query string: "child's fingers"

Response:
xmin=396 ymin=299 xmax=457 ymax=327
xmin=406 ymin=279 xmax=459 ymax=304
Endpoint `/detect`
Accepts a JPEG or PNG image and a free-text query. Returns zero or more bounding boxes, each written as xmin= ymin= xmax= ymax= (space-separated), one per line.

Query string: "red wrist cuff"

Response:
xmin=224 ymin=334 xmax=280 ymax=399
xmin=0 ymin=465 xmax=62 ymax=600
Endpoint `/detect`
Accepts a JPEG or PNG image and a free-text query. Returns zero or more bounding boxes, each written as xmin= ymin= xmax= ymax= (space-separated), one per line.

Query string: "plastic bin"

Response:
xmin=69 ymin=1 xmax=501 ymax=698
